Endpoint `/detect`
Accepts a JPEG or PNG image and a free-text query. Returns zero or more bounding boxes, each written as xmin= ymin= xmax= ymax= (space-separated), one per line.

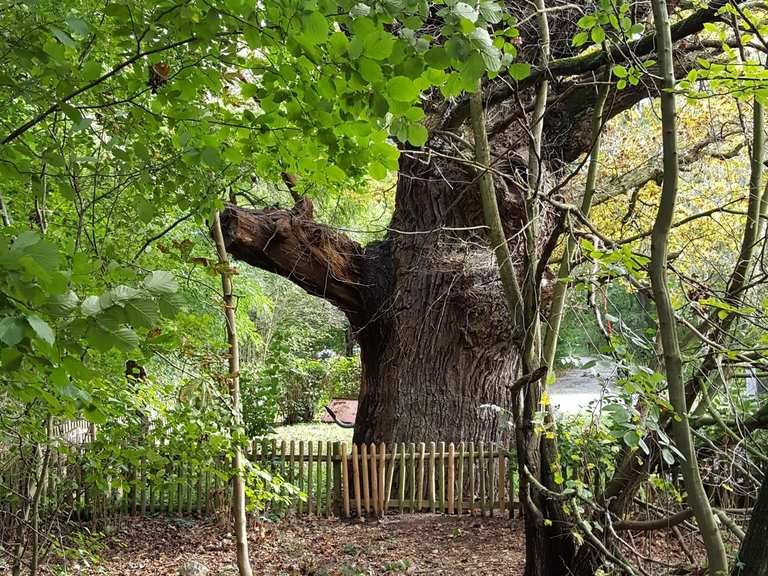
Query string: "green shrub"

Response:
xmin=325 ymin=355 xmax=361 ymax=400
xmin=241 ymin=365 xmax=280 ymax=437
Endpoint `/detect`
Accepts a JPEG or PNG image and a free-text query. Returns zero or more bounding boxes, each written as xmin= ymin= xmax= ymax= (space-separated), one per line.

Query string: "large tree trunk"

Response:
xmin=353 ymin=154 xmax=528 ymax=444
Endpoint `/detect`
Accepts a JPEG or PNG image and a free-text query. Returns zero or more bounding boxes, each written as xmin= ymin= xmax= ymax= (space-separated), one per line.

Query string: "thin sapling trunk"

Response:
xmin=212 ymin=210 xmax=253 ymax=576
xmin=648 ymin=0 xmax=729 ymax=573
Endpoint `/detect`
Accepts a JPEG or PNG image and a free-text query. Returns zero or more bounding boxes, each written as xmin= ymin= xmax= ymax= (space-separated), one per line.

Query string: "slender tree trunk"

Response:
xmin=212 ymin=211 xmax=253 ymax=576
xmin=649 ymin=0 xmax=729 ymax=573
xmin=469 ymin=82 xmax=524 ymax=323
xmin=724 ymin=100 xmax=764 ymax=307
xmin=542 ymin=80 xmax=609 ymax=374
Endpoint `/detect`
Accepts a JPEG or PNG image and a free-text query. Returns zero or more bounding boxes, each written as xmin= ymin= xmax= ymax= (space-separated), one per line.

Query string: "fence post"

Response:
xmin=489 ymin=443 xmax=495 ymax=518
xmin=385 ymin=443 xmax=396 ymax=513
xmin=439 ymin=441 xmax=446 ymax=514
xmin=307 ymin=441 xmax=314 ymax=516
xmin=332 ymin=441 xmax=341 ymax=516
xmin=469 ymin=441 xmax=476 ymax=516
xmin=325 ymin=441 xmax=332 ymax=518
xmin=498 ymin=443 xmax=505 ymax=516
xmin=370 ymin=443 xmax=379 ymax=516
xmin=447 ymin=443 xmax=455 ymax=515
xmin=507 ymin=440 xmax=515 ymax=519
xmin=458 ymin=441 xmax=465 ymax=516
xmin=417 ymin=442 xmax=426 ymax=511
xmin=479 ymin=441 xmax=487 ymax=517
xmin=409 ymin=442 xmax=416 ymax=513
xmin=352 ymin=443 xmax=361 ymax=517
xmin=398 ymin=443 xmax=406 ymax=514
xmin=340 ymin=442 xmax=350 ymax=518
xmin=315 ymin=441 xmax=323 ymax=516
xmin=378 ymin=443 xmax=386 ymax=514
xmin=361 ymin=443 xmax=370 ymax=515
xmin=298 ymin=441 xmax=305 ymax=515
xmin=428 ymin=442 xmax=436 ymax=513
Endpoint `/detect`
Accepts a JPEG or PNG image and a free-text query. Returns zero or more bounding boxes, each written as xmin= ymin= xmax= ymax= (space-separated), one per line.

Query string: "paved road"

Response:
xmin=549 ymin=363 xmax=617 ymax=414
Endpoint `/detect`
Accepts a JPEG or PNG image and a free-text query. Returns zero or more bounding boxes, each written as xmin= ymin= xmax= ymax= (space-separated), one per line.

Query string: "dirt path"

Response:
xmin=91 ymin=515 xmax=525 ymax=575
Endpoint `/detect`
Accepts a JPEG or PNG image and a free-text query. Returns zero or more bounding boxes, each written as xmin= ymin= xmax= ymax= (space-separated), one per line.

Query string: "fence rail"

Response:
xmin=1 ymin=435 xmax=518 ymax=526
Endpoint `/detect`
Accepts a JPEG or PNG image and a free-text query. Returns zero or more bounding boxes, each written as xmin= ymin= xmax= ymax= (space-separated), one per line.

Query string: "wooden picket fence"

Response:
xmin=2 ymin=436 xmax=518 ymax=525
xmin=252 ymin=440 xmax=518 ymax=519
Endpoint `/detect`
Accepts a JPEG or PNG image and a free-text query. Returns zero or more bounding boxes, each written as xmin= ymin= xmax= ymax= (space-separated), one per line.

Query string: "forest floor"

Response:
xmin=73 ymin=514 xmax=525 ymax=575
xmin=50 ymin=513 xmax=709 ymax=576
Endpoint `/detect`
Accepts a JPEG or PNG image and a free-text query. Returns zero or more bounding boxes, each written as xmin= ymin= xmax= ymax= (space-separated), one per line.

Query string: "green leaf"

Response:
xmin=358 ymin=57 xmax=383 ymax=83
xmin=350 ymin=3 xmax=370 ymax=17
xmin=479 ymin=1 xmax=504 ymax=23
xmin=369 ymin=162 xmax=388 ymax=180
xmin=302 ymin=11 xmax=328 ymax=44
xmin=50 ymin=26 xmax=76 ymax=48
xmin=0 ymin=317 xmax=25 ymax=346
xmin=46 ymin=291 xmax=80 ymax=316
xmin=572 ymin=31 xmax=588 ymax=47
xmin=453 ymin=2 xmax=479 ymax=22
xmin=111 ymin=285 xmax=142 ymax=305
xmin=470 ymin=28 xmax=501 ymax=72
xmin=200 ymin=146 xmax=220 ymax=167
xmin=156 ymin=291 xmax=184 ymax=317
xmin=577 ymin=15 xmax=596 ymax=29
xmin=591 ymin=27 xmax=606 ymax=44
xmin=405 ymin=107 xmax=425 ymax=121
xmin=623 ymin=430 xmax=640 ymax=449
xmin=144 ymin=271 xmax=178 ymax=295
xmin=387 ymin=76 xmax=419 ymax=102
xmin=407 ymin=123 xmax=428 ymax=147
xmin=81 ymin=295 xmax=101 ymax=316
xmin=136 ymin=198 xmax=155 ymax=223
xmin=508 ymin=62 xmax=531 ymax=81
xmin=124 ymin=298 xmax=161 ymax=328
xmin=12 ymin=234 xmax=59 ymax=270
xmin=27 ymin=315 xmax=55 ymax=345
xmin=362 ymin=30 xmax=395 ymax=60
xmin=612 ymin=65 xmax=628 ymax=78
xmin=66 ymin=17 xmax=89 ymax=36
xmin=109 ymin=326 xmax=140 ymax=352
xmin=425 ymin=46 xmax=450 ymax=69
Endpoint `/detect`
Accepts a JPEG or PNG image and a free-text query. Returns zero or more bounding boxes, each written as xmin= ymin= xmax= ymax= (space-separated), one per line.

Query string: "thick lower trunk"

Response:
xmin=350 ymin=152 xmax=532 ymax=444
xmin=352 ymin=232 xmax=520 ymax=443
